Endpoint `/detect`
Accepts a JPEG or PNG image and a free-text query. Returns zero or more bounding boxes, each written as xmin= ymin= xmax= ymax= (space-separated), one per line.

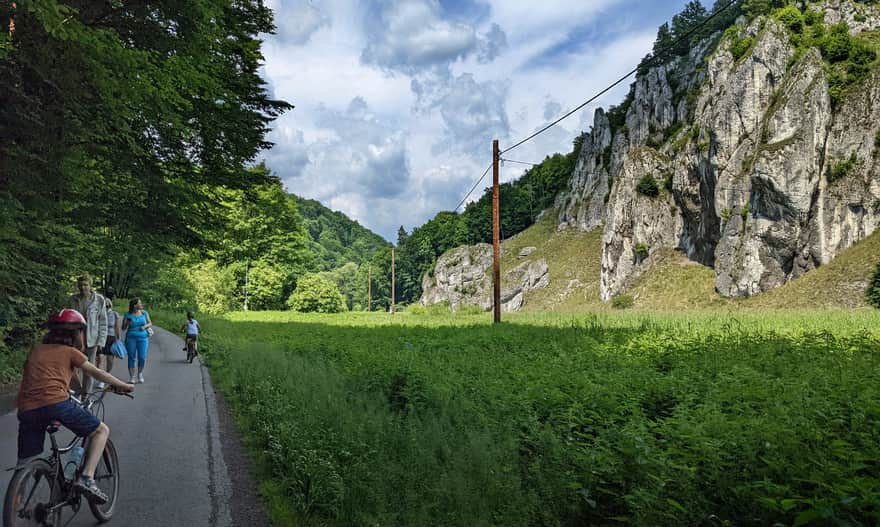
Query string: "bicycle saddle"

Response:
xmin=46 ymin=420 xmax=62 ymax=433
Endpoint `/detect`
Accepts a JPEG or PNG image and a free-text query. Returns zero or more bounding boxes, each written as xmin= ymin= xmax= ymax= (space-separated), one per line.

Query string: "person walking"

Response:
xmin=94 ymin=298 xmax=122 ymax=388
xmin=122 ymin=298 xmax=153 ymax=384
xmin=68 ymin=274 xmax=107 ymax=393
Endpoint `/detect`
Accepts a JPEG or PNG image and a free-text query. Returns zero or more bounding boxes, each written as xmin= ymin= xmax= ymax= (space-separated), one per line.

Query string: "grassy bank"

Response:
xmin=184 ymin=309 xmax=880 ymax=526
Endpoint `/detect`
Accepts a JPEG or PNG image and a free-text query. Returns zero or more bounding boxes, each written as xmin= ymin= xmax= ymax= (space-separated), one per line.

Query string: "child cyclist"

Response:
xmin=180 ymin=311 xmax=200 ymax=363
xmin=16 ymin=309 xmax=135 ymax=504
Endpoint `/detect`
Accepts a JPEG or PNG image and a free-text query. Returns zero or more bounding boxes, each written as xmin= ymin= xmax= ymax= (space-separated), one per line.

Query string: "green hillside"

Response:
xmin=292 ymin=195 xmax=390 ymax=271
xmin=506 ymin=215 xmax=880 ymax=312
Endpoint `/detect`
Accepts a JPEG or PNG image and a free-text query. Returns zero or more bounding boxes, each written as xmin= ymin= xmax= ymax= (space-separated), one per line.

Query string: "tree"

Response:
xmin=1 ymin=0 xmax=291 ymax=345
xmin=286 ymin=274 xmax=347 ymax=314
xmin=868 ymin=262 xmax=880 ymax=309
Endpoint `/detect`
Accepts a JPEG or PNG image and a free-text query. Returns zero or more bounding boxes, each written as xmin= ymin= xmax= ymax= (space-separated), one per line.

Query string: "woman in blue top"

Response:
xmin=122 ymin=298 xmax=153 ymax=384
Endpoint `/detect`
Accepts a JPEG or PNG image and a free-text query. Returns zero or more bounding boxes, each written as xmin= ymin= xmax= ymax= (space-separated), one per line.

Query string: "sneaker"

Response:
xmin=75 ymin=476 xmax=108 ymax=505
xmin=137 ymin=373 xmax=145 ymax=384
xmin=129 ymin=376 xmax=137 ymax=384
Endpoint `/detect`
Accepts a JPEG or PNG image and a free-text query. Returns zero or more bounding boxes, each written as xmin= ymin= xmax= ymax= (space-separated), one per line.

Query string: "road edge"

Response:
xmin=200 ymin=358 xmax=273 ymax=527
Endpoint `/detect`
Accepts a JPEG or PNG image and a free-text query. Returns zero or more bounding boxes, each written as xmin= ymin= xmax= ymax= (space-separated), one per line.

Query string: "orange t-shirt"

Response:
xmin=16 ymin=344 xmax=88 ymax=412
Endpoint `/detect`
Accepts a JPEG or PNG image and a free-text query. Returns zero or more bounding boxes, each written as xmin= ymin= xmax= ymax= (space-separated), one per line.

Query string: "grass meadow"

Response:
xmin=150 ymin=308 xmax=880 ymax=527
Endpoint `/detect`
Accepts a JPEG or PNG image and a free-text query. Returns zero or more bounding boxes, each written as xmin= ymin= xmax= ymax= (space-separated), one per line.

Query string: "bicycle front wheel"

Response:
xmin=88 ymin=438 xmax=120 ymax=522
xmin=3 ymin=458 xmax=61 ymax=527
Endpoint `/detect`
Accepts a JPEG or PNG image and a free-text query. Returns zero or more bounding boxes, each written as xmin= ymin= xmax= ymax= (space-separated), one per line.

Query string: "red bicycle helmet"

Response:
xmin=47 ymin=309 xmax=87 ymax=329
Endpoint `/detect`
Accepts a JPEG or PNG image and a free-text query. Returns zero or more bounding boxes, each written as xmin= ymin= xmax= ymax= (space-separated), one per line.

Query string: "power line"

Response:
xmin=500 ymin=158 xmax=539 ymax=167
xmin=500 ymin=0 xmax=741 ymax=156
xmin=453 ymin=162 xmax=493 ymax=211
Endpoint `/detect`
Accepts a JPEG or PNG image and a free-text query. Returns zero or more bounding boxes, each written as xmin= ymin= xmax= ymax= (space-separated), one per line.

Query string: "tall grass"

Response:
xmin=167 ymin=309 xmax=880 ymax=526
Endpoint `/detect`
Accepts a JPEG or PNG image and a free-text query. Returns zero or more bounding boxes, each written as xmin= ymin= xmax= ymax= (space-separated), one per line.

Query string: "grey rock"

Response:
xmin=560 ymin=4 xmax=880 ymax=300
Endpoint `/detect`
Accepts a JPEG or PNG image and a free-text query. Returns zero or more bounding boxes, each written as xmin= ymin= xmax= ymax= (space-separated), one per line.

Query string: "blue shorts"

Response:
xmin=17 ymin=399 xmax=101 ymax=460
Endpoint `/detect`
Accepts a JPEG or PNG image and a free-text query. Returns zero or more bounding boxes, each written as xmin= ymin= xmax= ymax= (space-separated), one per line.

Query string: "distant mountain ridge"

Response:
xmin=291 ymin=195 xmax=390 ymax=271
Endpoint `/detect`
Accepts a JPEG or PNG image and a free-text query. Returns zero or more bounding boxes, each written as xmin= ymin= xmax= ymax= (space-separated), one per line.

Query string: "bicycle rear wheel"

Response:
xmin=3 ymin=459 xmax=61 ymax=527
xmin=88 ymin=439 xmax=120 ymax=522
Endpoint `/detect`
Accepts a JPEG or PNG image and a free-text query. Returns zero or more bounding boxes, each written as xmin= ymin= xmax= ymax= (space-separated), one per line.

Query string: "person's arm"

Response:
xmin=80 ymin=361 xmax=134 ymax=392
xmin=143 ymin=312 xmax=152 ymax=330
xmin=121 ymin=314 xmax=130 ymax=331
xmin=114 ymin=314 xmax=123 ymax=339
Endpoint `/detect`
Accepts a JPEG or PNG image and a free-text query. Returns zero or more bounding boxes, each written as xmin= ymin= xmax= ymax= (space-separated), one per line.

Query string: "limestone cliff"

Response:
xmin=558 ymin=1 xmax=880 ymax=299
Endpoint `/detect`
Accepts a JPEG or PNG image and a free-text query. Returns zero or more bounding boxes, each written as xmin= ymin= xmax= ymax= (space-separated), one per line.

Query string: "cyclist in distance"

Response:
xmin=15 ymin=309 xmax=135 ymax=503
xmin=181 ymin=311 xmax=200 ymax=363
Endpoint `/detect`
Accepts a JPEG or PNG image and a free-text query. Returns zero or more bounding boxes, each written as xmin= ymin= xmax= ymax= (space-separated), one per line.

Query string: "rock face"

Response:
xmin=420 ymin=244 xmax=549 ymax=312
xmin=557 ymin=3 xmax=880 ymax=300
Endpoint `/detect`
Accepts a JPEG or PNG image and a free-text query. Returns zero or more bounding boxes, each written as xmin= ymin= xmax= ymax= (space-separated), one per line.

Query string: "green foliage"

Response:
xmin=201 ymin=311 xmax=880 ymax=526
xmin=293 ymin=195 xmax=389 ymax=272
xmin=720 ymin=207 xmax=733 ymax=222
xmin=868 ymin=262 xmax=880 ymax=308
xmin=774 ymin=5 xmax=804 ymax=33
xmin=827 ymin=153 xmax=859 ymax=183
xmin=0 ymin=0 xmax=291 ymax=348
xmin=636 ymin=175 xmax=660 ymax=197
xmin=611 ymin=294 xmax=635 ymax=309
xmin=286 ymin=274 xmax=347 ymax=314
xmin=188 ymin=260 xmax=238 ymax=315
xmin=875 ymin=129 xmax=880 ymax=148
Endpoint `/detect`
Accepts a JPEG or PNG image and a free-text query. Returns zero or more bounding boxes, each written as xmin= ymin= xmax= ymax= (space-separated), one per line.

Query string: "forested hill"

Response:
xmin=292 ymin=195 xmax=390 ymax=271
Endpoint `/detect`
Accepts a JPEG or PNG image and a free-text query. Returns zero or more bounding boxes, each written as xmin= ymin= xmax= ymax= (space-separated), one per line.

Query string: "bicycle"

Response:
xmin=3 ymin=387 xmax=133 ymax=527
xmin=184 ymin=335 xmax=197 ymax=364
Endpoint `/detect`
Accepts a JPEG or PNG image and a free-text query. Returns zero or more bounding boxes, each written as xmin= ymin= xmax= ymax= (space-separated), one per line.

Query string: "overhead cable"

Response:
xmin=500 ymin=0 xmax=740 ymax=156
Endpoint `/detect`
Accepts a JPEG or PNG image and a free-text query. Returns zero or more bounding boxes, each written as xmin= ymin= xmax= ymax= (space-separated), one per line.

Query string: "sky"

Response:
xmin=259 ymin=0 xmax=698 ymax=241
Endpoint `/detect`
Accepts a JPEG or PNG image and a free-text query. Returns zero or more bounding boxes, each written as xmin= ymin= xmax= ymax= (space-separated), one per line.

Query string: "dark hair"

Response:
xmin=43 ymin=328 xmax=79 ymax=347
xmin=129 ymin=298 xmax=141 ymax=314
xmin=186 ymin=311 xmax=193 ymax=319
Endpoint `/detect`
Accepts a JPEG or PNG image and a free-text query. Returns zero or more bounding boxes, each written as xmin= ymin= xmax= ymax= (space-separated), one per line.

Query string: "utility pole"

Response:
xmin=367 ymin=265 xmax=372 ymax=312
xmin=391 ymin=248 xmax=396 ymax=314
xmin=492 ymin=139 xmax=501 ymax=324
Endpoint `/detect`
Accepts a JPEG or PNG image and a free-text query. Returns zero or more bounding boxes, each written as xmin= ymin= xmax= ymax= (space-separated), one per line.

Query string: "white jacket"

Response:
xmin=69 ymin=292 xmax=108 ymax=348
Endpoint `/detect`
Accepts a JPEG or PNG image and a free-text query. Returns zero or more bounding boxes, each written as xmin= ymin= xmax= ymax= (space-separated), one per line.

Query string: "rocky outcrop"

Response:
xmin=557 ymin=3 xmax=880 ymax=300
xmin=420 ymin=244 xmax=549 ymax=312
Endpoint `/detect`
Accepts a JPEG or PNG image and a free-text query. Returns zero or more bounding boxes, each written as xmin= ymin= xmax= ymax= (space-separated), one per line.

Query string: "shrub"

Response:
xmin=730 ymin=36 xmax=755 ymax=61
xmin=826 ymin=153 xmax=858 ymax=183
xmin=868 ymin=262 xmax=880 ymax=308
xmin=610 ymin=294 xmax=635 ymax=309
xmin=286 ymin=274 xmax=347 ymax=313
xmin=663 ymin=173 xmax=674 ymax=192
xmin=775 ymin=5 xmax=804 ymax=33
xmin=819 ymin=23 xmax=853 ymax=63
xmin=636 ymin=175 xmax=660 ymax=197
xmin=875 ymin=130 xmax=880 ymax=148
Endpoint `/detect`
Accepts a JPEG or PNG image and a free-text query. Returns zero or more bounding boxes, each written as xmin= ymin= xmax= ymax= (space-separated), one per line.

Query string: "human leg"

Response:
xmin=135 ymin=337 xmax=148 ymax=382
xmin=55 ymin=399 xmax=108 ymax=503
xmin=16 ymin=406 xmax=49 ymax=462
xmin=126 ymin=337 xmax=137 ymax=382
xmin=81 ymin=423 xmax=109 ymax=478
xmin=80 ymin=346 xmax=98 ymax=392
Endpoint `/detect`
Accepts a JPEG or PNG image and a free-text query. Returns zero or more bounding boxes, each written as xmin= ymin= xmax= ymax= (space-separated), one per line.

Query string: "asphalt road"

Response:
xmin=0 ymin=327 xmax=267 ymax=526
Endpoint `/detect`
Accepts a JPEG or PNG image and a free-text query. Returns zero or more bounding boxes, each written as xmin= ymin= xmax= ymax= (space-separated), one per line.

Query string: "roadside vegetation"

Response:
xmin=172 ymin=309 xmax=880 ymax=527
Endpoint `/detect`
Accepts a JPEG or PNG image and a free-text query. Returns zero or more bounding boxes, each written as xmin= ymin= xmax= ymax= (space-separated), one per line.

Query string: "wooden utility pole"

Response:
xmin=367 ymin=266 xmax=372 ymax=312
xmin=492 ymin=139 xmax=501 ymax=324
xmin=390 ymin=248 xmax=396 ymax=314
